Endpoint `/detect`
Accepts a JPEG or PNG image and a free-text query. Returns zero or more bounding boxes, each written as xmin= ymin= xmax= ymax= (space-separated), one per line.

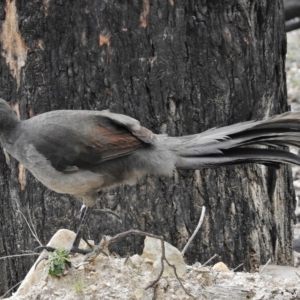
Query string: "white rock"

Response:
xmin=141 ymin=236 xmax=186 ymax=279
xmin=14 ymin=229 xmax=88 ymax=297
xmin=90 ymin=284 xmax=97 ymax=292
xmin=212 ymin=262 xmax=230 ymax=272
xmin=134 ymin=288 xmax=145 ymax=299
xmin=130 ymin=254 xmax=143 ymax=267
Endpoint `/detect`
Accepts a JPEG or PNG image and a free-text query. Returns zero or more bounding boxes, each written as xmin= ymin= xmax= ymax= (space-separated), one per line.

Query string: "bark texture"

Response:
xmin=0 ymin=0 xmax=294 ymax=295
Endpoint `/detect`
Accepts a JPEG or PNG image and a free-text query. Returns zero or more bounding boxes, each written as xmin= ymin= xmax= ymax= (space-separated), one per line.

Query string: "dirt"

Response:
xmin=4 ymin=251 xmax=300 ymax=300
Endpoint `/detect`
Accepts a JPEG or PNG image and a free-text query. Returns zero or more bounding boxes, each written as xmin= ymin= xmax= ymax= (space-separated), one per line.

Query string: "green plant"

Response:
xmin=73 ymin=280 xmax=85 ymax=293
xmin=47 ymin=248 xmax=71 ymax=277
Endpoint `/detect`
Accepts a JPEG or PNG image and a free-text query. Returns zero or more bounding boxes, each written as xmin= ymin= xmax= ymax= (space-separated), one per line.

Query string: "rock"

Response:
xmin=193 ymin=266 xmax=213 ymax=286
xmin=130 ymin=254 xmax=143 ymax=267
xmin=90 ymin=284 xmax=97 ymax=292
xmin=40 ymin=280 xmax=47 ymax=288
xmin=13 ymin=229 xmax=88 ymax=297
xmin=134 ymin=288 xmax=145 ymax=299
xmin=212 ymin=262 xmax=230 ymax=272
xmin=141 ymin=236 xmax=186 ymax=279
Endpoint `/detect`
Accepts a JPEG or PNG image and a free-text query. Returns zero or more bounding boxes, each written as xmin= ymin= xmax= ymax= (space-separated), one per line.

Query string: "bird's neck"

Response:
xmin=0 ymin=120 xmax=21 ymax=147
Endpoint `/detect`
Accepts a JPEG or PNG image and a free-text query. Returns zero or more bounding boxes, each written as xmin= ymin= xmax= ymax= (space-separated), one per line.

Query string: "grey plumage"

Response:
xmin=1 ymin=98 xmax=300 ymax=209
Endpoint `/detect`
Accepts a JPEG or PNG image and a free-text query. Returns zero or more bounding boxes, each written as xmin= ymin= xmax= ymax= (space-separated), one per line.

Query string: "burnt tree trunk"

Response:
xmin=0 ymin=0 xmax=294 ymax=295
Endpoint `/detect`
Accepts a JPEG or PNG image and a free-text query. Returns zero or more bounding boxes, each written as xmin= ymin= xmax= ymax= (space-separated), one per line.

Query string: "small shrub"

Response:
xmin=47 ymin=248 xmax=71 ymax=277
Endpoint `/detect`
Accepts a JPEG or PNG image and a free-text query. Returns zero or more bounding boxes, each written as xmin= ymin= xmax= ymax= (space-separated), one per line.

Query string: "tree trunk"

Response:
xmin=0 ymin=0 xmax=294 ymax=295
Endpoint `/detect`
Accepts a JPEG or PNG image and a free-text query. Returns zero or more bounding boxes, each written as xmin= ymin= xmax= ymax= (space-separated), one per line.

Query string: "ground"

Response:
xmin=4 ymin=229 xmax=300 ymax=300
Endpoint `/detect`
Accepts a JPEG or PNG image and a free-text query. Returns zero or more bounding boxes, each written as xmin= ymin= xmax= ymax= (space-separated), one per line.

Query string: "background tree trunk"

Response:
xmin=0 ymin=0 xmax=294 ymax=295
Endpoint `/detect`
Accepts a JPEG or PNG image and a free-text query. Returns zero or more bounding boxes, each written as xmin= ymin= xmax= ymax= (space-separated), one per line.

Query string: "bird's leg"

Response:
xmin=68 ymin=205 xmax=95 ymax=254
xmin=35 ymin=203 xmax=120 ymax=256
xmin=35 ymin=206 xmax=94 ymax=255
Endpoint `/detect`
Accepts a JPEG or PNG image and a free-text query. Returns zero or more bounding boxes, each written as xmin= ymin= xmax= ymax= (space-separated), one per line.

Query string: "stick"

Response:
xmin=0 ymin=280 xmax=23 ymax=299
xmin=182 ymin=206 xmax=206 ymax=256
xmin=260 ymin=258 xmax=271 ymax=274
xmin=201 ymin=253 xmax=218 ymax=268
xmin=17 ymin=208 xmax=42 ymax=246
xmin=232 ymin=263 xmax=244 ymax=272
xmin=0 ymin=253 xmax=39 ymax=261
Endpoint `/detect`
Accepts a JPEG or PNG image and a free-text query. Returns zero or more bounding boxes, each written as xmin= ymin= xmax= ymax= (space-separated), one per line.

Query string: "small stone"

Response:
xmin=246 ymin=275 xmax=256 ymax=281
xmin=141 ymin=236 xmax=186 ymax=279
xmin=286 ymin=288 xmax=295 ymax=294
xmin=134 ymin=288 xmax=144 ymax=299
xmin=183 ymin=282 xmax=193 ymax=291
xmin=88 ymin=266 xmax=96 ymax=272
xmin=196 ymin=272 xmax=212 ymax=286
xmin=130 ymin=254 xmax=143 ymax=267
xmin=192 ymin=262 xmax=201 ymax=268
xmin=78 ymin=265 xmax=85 ymax=270
xmin=283 ymin=292 xmax=292 ymax=297
xmin=90 ymin=284 xmax=97 ymax=292
xmin=124 ymin=257 xmax=135 ymax=268
xmin=218 ymin=271 xmax=234 ymax=280
xmin=212 ymin=262 xmax=230 ymax=272
xmin=85 ymin=289 xmax=92 ymax=295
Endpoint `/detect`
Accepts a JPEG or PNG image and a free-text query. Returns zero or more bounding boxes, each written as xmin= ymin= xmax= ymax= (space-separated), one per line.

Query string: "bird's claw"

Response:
xmin=34 ymin=245 xmax=57 ymax=253
xmin=34 ymin=255 xmax=49 ymax=269
xmin=34 ymin=244 xmax=93 ymax=255
xmin=92 ymin=208 xmax=121 ymax=220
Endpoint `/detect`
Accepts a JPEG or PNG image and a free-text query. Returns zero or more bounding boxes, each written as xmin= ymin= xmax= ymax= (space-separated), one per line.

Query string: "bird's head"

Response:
xmin=0 ymin=99 xmax=20 ymax=131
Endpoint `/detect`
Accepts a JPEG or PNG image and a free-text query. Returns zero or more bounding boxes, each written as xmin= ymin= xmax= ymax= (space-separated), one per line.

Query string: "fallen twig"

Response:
xmin=201 ymin=253 xmax=218 ymax=268
xmin=182 ymin=206 xmax=206 ymax=256
xmin=260 ymin=258 xmax=271 ymax=274
xmin=0 ymin=253 xmax=39 ymax=261
xmin=232 ymin=263 xmax=244 ymax=272
xmin=0 ymin=280 xmax=23 ymax=299
xmin=73 ymin=261 xmax=89 ymax=269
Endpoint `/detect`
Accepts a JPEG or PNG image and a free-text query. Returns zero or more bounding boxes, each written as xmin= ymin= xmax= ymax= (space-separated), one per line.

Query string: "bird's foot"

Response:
xmin=92 ymin=208 xmax=121 ymax=220
xmin=34 ymin=245 xmax=93 ymax=255
xmin=34 ymin=244 xmax=94 ymax=270
xmin=78 ymin=204 xmax=121 ymax=221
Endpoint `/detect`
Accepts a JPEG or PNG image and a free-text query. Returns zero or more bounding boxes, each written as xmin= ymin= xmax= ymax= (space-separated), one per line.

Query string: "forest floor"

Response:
xmin=2 ymin=32 xmax=300 ymax=300
xmin=4 ymin=229 xmax=300 ymax=300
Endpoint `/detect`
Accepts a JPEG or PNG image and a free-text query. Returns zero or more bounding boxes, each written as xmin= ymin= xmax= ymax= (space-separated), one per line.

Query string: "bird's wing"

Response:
xmin=23 ymin=110 xmax=156 ymax=172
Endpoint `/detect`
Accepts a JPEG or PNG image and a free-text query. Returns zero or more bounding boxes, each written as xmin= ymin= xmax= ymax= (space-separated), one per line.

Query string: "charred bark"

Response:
xmin=0 ymin=0 xmax=294 ymax=295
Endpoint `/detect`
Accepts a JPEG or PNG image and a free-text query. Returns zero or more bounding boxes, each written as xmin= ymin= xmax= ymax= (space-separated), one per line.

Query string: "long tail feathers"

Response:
xmin=176 ymin=148 xmax=300 ymax=169
xmin=162 ymin=111 xmax=300 ymax=169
